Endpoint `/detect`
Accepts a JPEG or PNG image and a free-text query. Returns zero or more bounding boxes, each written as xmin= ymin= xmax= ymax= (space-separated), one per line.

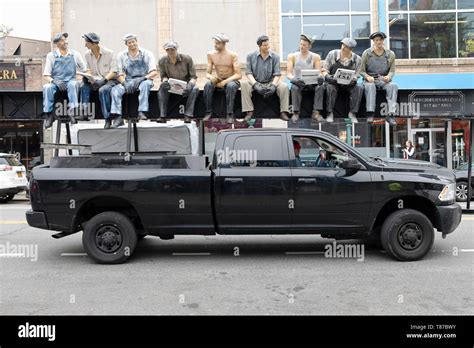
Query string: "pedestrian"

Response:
xmin=403 ymin=140 xmax=415 ymax=159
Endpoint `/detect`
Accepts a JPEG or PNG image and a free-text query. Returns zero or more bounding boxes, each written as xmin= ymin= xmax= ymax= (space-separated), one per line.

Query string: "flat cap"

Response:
xmin=53 ymin=32 xmax=68 ymax=44
xmin=82 ymin=32 xmax=100 ymax=43
xmin=123 ymin=33 xmax=137 ymax=42
xmin=256 ymin=35 xmax=269 ymax=46
xmin=163 ymin=40 xmax=179 ymax=50
xmin=369 ymin=31 xmax=387 ymax=40
xmin=340 ymin=38 xmax=357 ymax=49
xmin=300 ymin=34 xmax=313 ymax=45
xmin=212 ymin=33 xmax=229 ymax=43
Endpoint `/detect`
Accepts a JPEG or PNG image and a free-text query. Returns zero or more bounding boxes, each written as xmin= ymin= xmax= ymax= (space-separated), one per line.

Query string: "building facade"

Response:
xmin=0 ymin=0 xmax=473 ymax=170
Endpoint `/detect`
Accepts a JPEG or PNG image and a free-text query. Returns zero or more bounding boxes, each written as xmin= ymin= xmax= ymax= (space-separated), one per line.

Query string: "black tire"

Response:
xmin=82 ymin=211 xmax=138 ymax=264
xmin=381 ymin=209 xmax=434 ymax=261
xmin=456 ymin=181 xmax=472 ymax=202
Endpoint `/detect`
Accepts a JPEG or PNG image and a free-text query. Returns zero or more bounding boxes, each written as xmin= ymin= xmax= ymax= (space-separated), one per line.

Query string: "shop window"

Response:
xmin=409 ymin=0 xmax=455 ymax=11
xmin=389 ymin=14 xmax=409 ymax=58
xmin=458 ymin=12 xmax=474 ymax=58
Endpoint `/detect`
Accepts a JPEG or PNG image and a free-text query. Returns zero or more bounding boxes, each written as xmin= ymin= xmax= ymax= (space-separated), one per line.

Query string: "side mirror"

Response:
xmin=340 ymin=158 xmax=364 ymax=171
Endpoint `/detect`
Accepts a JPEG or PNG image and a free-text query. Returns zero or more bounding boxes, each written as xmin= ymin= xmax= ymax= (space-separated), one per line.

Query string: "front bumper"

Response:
xmin=25 ymin=210 xmax=49 ymax=230
xmin=436 ymin=204 xmax=462 ymax=235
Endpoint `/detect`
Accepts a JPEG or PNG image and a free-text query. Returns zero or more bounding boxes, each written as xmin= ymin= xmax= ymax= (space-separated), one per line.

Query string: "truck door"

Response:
xmin=290 ymin=134 xmax=372 ymax=234
xmin=214 ymin=133 xmax=293 ymax=233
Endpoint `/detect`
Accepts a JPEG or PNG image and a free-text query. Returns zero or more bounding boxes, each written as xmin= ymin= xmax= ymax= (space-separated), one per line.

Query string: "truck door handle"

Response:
xmin=298 ymin=178 xmax=316 ymax=183
xmin=224 ymin=178 xmax=243 ymax=183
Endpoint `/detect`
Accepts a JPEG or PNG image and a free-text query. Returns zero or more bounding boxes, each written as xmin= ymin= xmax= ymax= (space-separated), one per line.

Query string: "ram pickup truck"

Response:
xmin=26 ymin=128 xmax=462 ymax=264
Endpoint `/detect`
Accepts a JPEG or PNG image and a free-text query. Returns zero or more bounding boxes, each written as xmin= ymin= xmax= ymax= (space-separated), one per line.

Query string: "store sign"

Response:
xmin=0 ymin=63 xmax=25 ymax=91
xmin=408 ymin=91 xmax=465 ymax=117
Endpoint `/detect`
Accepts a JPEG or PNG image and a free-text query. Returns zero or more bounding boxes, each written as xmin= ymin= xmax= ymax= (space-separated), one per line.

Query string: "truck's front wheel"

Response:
xmin=82 ymin=212 xmax=138 ymax=264
xmin=381 ymin=209 xmax=434 ymax=261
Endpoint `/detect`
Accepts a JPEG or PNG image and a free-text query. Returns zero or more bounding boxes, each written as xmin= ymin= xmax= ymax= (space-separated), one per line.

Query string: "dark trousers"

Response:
xmin=204 ymin=81 xmax=240 ymax=115
xmin=291 ymin=83 xmax=324 ymax=113
xmin=158 ymin=85 xmax=199 ymax=117
xmin=326 ymin=83 xmax=364 ymax=114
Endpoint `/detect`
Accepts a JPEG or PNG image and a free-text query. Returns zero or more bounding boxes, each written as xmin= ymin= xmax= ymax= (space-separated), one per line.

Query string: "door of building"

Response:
xmin=411 ymin=128 xmax=445 ymax=165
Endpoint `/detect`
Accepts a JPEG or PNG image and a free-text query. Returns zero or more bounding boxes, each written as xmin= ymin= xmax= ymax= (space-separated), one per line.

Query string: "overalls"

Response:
xmin=326 ymin=52 xmax=363 ymax=114
xmin=363 ymin=50 xmax=398 ymax=113
xmin=290 ymin=52 xmax=324 ymax=113
xmin=42 ymin=51 xmax=80 ymax=113
xmin=111 ymin=51 xmax=153 ymax=115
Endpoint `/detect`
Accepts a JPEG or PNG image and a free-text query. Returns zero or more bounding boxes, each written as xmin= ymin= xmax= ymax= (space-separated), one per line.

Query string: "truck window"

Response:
xmin=225 ymin=135 xmax=287 ymax=168
xmin=292 ymin=136 xmax=350 ymax=169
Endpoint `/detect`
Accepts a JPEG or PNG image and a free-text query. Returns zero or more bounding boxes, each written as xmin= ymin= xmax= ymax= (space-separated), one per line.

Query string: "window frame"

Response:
xmin=279 ymin=0 xmax=373 ymax=61
xmin=387 ymin=0 xmax=474 ymax=59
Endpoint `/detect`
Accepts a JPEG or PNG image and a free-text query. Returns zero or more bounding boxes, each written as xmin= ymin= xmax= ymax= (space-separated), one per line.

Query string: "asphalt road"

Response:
xmin=0 ymin=197 xmax=473 ymax=315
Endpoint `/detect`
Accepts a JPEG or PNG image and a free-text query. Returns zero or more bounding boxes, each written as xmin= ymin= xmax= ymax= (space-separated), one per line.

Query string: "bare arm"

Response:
xmin=313 ymin=54 xmax=321 ymax=70
xmin=286 ymin=54 xmax=295 ymax=80
xmin=206 ymin=53 xmax=217 ymax=82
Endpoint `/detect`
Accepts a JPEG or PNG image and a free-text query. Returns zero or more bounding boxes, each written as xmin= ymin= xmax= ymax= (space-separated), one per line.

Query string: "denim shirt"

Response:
xmin=245 ymin=50 xmax=281 ymax=84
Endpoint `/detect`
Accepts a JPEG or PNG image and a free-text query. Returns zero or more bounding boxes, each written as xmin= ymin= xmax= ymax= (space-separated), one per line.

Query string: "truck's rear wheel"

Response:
xmin=381 ymin=209 xmax=434 ymax=261
xmin=82 ymin=212 xmax=137 ymax=264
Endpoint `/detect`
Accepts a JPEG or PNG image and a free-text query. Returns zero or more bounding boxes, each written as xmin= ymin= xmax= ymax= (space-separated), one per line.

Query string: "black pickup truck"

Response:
xmin=26 ymin=128 xmax=462 ymax=263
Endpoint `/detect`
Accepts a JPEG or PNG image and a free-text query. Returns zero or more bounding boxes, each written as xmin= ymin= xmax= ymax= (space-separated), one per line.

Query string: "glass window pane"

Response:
xmin=351 ymin=0 xmax=370 ymax=12
xmin=302 ymin=0 xmax=349 ymax=12
xmin=281 ymin=0 xmax=301 ymax=13
xmin=389 ymin=0 xmax=408 ymax=11
xmin=282 ymin=15 xmax=302 ymax=59
xmin=303 ymin=15 xmax=350 ymax=57
xmin=410 ymin=13 xmax=456 ymax=58
xmin=458 ymin=0 xmax=474 ymax=9
xmin=233 ymin=135 xmax=285 ymax=167
xmin=351 ymin=15 xmax=371 ymax=55
xmin=389 ymin=14 xmax=409 ymax=58
xmin=458 ymin=12 xmax=474 ymax=57
xmin=409 ymin=0 xmax=455 ymax=10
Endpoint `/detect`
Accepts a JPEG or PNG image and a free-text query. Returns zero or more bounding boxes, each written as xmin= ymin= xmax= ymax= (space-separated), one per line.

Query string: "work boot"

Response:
xmin=104 ymin=119 xmax=112 ymax=129
xmin=203 ymin=113 xmax=212 ymax=121
xmin=280 ymin=112 xmax=290 ymax=121
xmin=311 ymin=110 xmax=323 ymax=122
xmin=326 ymin=112 xmax=334 ymax=123
xmin=184 ymin=116 xmax=192 ymax=123
xmin=226 ymin=113 xmax=234 ymax=124
xmin=348 ymin=112 xmax=358 ymax=123
xmin=386 ymin=114 xmax=397 ymax=126
xmin=111 ymin=115 xmax=124 ymax=128
xmin=155 ymin=117 xmax=167 ymax=123
xmin=366 ymin=112 xmax=374 ymax=123
xmin=138 ymin=112 xmax=148 ymax=121
xmin=44 ymin=112 xmax=55 ymax=129
xmin=244 ymin=111 xmax=254 ymax=122
xmin=291 ymin=112 xmax=299 ymax=123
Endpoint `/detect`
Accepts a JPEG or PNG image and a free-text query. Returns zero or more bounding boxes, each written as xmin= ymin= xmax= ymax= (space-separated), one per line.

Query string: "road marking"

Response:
xmin=60 ymin=253 xmax=88 ymax=257
xmin=0 ymin=220 xmax=27 ymax=225
xmin=172 ymin=252 xmax=211 ymax=256
xmin=0 ymin=253 xmax=25 ymax=257
xmin=460 ymin=249 xmax=474 ymax=252
xmin=285 ymin=251 xmax=324 ymax=255
xmin=462 ymin=217 xmax=474 ymax=220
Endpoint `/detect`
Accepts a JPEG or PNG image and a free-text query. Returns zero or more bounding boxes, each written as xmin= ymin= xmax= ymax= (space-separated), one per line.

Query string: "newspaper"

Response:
xmin=301 ymin=69 xmax=320 ymax=85
xmin=168 ymin=78 xmax=187 ymax=95
xmin=334 ymin=68 xmax=356 ymax=85
xmin=77 ymin=72 xmax=100 ymax=83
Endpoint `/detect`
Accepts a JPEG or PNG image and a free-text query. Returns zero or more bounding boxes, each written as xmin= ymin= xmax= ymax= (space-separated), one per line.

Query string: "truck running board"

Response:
xmin=52 ymin=231 xmax=79 ymax=239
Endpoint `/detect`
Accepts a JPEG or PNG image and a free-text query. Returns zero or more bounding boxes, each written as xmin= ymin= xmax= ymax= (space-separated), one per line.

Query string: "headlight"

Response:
xmin=439 ymin=183 xmax=455 ymax=202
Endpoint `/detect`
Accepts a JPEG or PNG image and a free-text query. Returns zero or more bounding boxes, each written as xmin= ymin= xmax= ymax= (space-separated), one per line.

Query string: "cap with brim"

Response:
xmin=53 ymin=32 xmax=68 ymax=44
xmin=256 ymin=35 xmax=269 ymax=46
xmin=163 ymin=40 xmax=178 ymax=50
xmin=212 ymin=33 xmax=229 ymax=43
xmin=123 ymin=33 xmax=137 ymax=42
xmin=300 ymin=34 xmax=313 ymax=44
xmin=369 ymin=31 xmax=387 ymax=40
xmin=82 ymin=32 xmax=100 ymax=43
xmin=340 ymin=38 xmax=357 ymax=49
